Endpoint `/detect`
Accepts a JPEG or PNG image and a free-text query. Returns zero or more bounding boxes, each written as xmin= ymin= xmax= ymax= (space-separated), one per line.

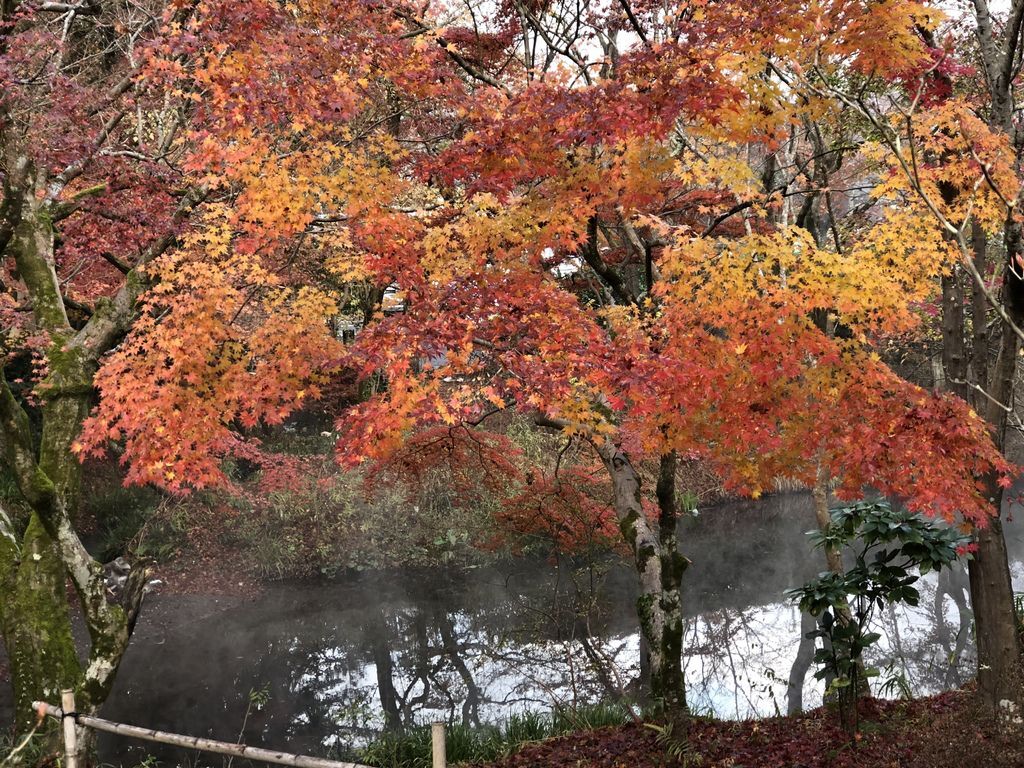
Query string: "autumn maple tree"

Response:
xmin=757 ymin=0 xmax=1024 ymax=715
xmin=64 ymin=0 xmax=1024 ymax=728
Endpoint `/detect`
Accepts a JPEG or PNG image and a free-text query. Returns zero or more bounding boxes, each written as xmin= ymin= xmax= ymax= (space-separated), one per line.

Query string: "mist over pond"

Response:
xmin=5 ymin=491 xmax=1023 ymax=765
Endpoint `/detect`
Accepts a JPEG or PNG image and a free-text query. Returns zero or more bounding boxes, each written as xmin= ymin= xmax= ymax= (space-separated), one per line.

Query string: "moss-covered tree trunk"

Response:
xmin=596 ymin=442 xmax=688 ymax=714
xmin=2 ymin=362 xmax=145 ymax=761
xmin=0 ymin=514 xmax=82 ymax=733
xmin=0 ymin=171 xmax=152 ymax=755
xmin=654 ymin=451 xmax=688 ymax=714
xmin=1 ymin=0 xmax=202 ymax=749
xmin=0 ymin=188 xmax=88 ymax=741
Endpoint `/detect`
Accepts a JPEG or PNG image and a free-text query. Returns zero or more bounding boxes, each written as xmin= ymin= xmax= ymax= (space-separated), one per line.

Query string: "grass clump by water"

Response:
xmin=359 ymin=703 xmax=635 ymax=768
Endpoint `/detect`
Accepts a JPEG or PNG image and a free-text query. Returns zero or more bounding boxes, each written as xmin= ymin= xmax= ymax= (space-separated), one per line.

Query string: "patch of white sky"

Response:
xmin=434 ymin=0 xmax=637 ymax=76
xmin=942 ymin=1 xmax=1010 ymax=24
xmin=436 ymin=1 xmax=1017 ymax=46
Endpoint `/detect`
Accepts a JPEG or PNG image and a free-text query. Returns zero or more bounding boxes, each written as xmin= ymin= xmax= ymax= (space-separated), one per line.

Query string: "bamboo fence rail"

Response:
xmin=35 ymin=691 xmax=448 ymax=768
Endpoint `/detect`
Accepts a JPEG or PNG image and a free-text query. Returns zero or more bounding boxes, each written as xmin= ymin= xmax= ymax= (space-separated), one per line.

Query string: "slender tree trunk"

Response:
xmin=811 ymin=458 xmax=843 ymax=576
xmin=812 ymin=453 xmax=864 ymax=728
xmin=787 ymin=610 xmax=816 ymax=715
xmin=654 ymin=451 xmax=688 ymax=714
xmin=969 ymin=476 xmax=1021 ymax=713
xmin=969 ymin=229 xmax=1024 ymax=713
xmin=941 ymin=271 xmax=968 ymax=400
xmin=939 ymin=566 xmax=972 ymax=689
xmin=970 ymin=225 xmax=989 ymax=389
xmin=577 ymin=631 xmax=624 ymax=702
xmin=369 ymin=611 xmax=401 ymax=732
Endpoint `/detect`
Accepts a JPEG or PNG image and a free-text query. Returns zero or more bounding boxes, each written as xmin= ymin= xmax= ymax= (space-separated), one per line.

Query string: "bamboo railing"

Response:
xmin=35 ymin=691 xmax=448 ymax=768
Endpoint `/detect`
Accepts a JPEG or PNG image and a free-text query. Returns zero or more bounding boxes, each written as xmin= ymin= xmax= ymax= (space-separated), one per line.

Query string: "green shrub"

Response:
xmin=788 ymin=499 xmax=967 ymax=735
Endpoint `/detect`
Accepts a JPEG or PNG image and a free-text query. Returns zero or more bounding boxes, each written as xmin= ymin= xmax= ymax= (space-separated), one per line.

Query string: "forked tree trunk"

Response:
xmin=0 ymin=198 xmax=149 ymax=747
xmin=595 ymin=442 xmax=688 ymax=713
xmin=1 ymin=195 xmax=89 ymax=740
xmin=0 ymin=25 xmax=202 ymax=733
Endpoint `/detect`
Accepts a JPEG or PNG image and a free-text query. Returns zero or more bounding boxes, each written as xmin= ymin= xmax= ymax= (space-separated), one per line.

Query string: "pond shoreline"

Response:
xmin=143 ymin=488 xmax=813 ymax=599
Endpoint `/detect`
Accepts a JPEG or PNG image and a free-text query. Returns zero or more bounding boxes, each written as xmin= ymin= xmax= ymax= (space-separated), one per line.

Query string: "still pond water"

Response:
xmin=8 ymin=492 xmax=1024 ymax=764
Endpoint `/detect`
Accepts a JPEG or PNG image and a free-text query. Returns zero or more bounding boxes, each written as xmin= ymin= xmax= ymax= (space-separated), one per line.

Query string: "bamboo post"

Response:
xmin=431 ymin=722 xmax=446 ymax=768
xmin=60 ymin=689 xmax=78 ymax=768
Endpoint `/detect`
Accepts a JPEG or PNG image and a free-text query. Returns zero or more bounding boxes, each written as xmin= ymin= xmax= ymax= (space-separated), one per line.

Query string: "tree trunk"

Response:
xmin=654 ymin=451 xmax=688 ymax=714
xmin=14 ymin=519 xmax=82 ymax=721
xmin=968 ymin=479 xmax=1021 ymax=714
xmin=1 ymin=196 xmax=90 ymax=735
xmin=595 ymin=442 xmax=688 ymax=713
xmin=934 ymin=233 xmax=1022 ymax=714
xmin=935 ymin=566 xmax=972 ymax=689
xmin=956 ymin=7 xmax=1024 ymax=715
xmin=0 ymin=511 xmax=83 ymax=736
xmin=811 ymin=454 xmax=864 ymax=728
xmin=811 ymin=458 xmax=843 ymax=576
xmin=369 ymin=611 xmax=402 ymax=732
xmin=787 ymin=610 xmax=816 ymax=715
xmin=968 ymin=231 xmax=1024 ymax=713
xmin=0 ymin=78 xmax=202 ymax=745
xmin=2 ymin=376 xmax=144 ymax=745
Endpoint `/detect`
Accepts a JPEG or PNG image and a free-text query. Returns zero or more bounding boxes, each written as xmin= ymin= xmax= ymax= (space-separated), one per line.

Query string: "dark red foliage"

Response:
xmin=361 ymin=425 xmax=525 ymax=507
xmin=493 ymin=465 xmax=624 ymax=553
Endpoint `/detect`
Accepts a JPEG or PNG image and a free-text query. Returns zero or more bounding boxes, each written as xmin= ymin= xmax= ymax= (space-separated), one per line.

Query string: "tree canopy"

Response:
xmin=70 ymin=0 xmax=1013 ymax=525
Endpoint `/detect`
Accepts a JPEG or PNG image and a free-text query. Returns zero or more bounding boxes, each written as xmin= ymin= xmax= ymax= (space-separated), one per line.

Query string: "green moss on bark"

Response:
xmin=3 ymin=515 xmax=82 ymax=732
xmin=12 ymin=206 xmax=66 ymax=331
